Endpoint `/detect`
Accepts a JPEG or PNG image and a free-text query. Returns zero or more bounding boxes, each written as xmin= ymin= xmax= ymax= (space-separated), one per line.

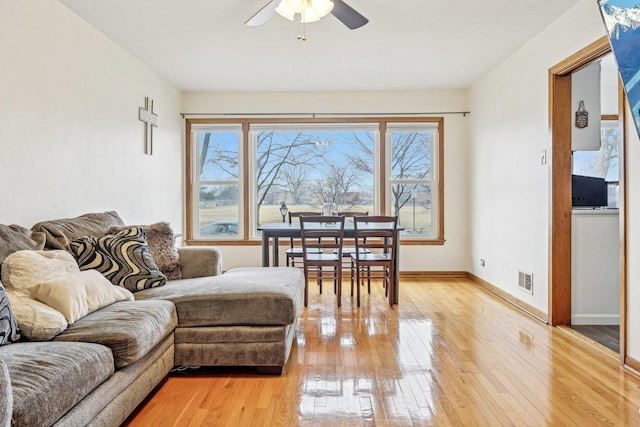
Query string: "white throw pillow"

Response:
xmin=30 ymin=270 xmax=134 ymax=324
xmin=1 ymin=249 xmax=134 ymax=339
xmin=1 ymin=250 xmax=79 ymax=292
xmin=4 ymin=289 xmax=67 ymax=340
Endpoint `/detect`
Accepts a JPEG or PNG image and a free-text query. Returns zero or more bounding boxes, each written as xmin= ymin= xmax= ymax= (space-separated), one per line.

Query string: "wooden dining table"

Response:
xmin=257 ymin=222 xmax=402 ymax=305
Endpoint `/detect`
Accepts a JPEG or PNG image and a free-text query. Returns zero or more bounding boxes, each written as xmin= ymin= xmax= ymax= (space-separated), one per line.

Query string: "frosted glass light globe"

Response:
xmin=276 ymin=0 xmax=334 ymax=23
xmin=300 ymin=9 xmax=320 ymax=23
xmin=275 ymin=1 xmax=296 ymax=20
xmin=285 ymin=0 xmax=307 ymax=13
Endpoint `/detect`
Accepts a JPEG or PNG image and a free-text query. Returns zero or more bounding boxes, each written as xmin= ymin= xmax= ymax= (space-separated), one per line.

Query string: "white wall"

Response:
xmin=0 ymin=0 xmax=183 ymax=230
xmin=467 ymin=0 xmax=607 ymax=314
xmin=625 ymin=105 xmax=640 ymax=360
xmin=571 ymin=211 xmax=620 ymax=325
xmin=182 ymin=90 xmax=470 ymax=272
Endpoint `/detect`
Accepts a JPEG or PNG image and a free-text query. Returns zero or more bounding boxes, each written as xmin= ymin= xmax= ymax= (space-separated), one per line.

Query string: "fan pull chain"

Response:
xmin=297 ymin=14 xmax=307 ymax=41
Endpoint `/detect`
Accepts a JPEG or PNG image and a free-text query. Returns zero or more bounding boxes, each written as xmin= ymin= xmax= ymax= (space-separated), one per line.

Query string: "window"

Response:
xmin=249 ymin=124 xmax=376 ymax=235
xmin=186 ymin=118 xmax=444 ymax=243
xmin=572 ymin=120 xmax=620 ymax=208
xmin=190 ymin=124 xmax=242 ymax=239
xmin=387 ymin=123 xmax=438 ymax=236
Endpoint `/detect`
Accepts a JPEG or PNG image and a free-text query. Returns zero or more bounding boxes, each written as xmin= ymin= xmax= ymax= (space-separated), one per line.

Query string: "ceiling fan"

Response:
xmin=245 ymin=0 xmax=368 ymax=30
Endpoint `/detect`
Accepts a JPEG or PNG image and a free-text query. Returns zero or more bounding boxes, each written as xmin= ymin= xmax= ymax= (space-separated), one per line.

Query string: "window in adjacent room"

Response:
xmin=572 ymin=119 xmax=620 ymax=208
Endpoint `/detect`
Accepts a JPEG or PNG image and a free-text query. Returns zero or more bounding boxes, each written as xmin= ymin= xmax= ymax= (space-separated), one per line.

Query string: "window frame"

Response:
xmin=188 ymin=122 xmax=244 ymax=240
xmin=185 ymin=117 xmax=445 ymax=246
xmin=386 ymin=122 xmax=440 ymax=238
xmin=247 ymin=122 xmax=381 ymax=239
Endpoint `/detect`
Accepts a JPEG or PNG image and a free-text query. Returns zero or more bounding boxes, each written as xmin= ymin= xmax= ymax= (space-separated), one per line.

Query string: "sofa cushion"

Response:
xmin=0 ymin=282 xmax=20 ymax=345
xmin=174 ymin=325 xmax=287 ymax=344
xmin=54 ymin=300 xmax=177 ymax=368
xmin=31 ymin=211 xmax=124 ymax=251
xmin=0 ymin=358 xmax=11 ymax=427
xmin=0 ymin=224 xmax=45 ymax=273
xmin=109 ymin=222 xmax=182 ymax=280
xmin=134 ymin=267 xmax=304 ymax=327
xmin=71 ymin=227 xmax=167 ymax=292
xmin=176 ymin=246 xmax=222 ymax=279
xmin=0 ymin=341 xmax=114 ymax=427
xmin=30 ymin=270 xmax=134 ymax=324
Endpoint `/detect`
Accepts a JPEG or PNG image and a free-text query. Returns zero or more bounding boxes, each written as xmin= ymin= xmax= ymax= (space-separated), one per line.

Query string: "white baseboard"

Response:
xmin=571 ymin=314 xmax=620 ymax=325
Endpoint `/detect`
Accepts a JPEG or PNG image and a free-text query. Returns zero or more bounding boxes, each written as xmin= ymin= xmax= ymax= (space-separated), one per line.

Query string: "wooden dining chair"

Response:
xmin=300 ymin=215 xmax=345 ymax=307
xmin=335 ymin=211 xmax=370 ymax=273
xmin=349 ymin=216 xmax=398 ymax=307
xmin=337 ymin=211 xmax=369 ymax=253
xmin=285 ymin=211 xmax=321 ymax=267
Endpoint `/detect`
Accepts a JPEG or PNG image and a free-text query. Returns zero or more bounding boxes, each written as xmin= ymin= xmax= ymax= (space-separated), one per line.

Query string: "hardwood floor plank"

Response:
xmin=124 ymin=278 xmax=640 ymax=426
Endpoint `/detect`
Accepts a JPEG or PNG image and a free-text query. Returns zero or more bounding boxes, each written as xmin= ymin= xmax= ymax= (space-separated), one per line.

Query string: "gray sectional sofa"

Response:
xmin=0 ymin=213 xmax=305 ymax=426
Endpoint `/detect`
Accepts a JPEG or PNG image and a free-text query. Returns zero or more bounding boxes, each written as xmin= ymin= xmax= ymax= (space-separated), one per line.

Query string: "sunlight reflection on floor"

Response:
xmin=297 ymin=286 xmax=437 ymax=424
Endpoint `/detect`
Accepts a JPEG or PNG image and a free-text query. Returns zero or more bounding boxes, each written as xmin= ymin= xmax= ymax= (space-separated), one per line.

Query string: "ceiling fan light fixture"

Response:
xmin=300 ymin=8 xmax=321 ymax=23
xmin=275 ymin=0 xmax=334 ymax=22
xmin=285 ymin=0 xmax=307 ymax=13
xmin=275 ymin=1 xmax=296 ymax=20
xmin=246 ymin=0 xmax=367 ymax=31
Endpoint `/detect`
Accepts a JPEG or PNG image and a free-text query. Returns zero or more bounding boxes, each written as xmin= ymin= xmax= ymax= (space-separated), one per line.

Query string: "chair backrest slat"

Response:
xmin=338 ymin=211 xmax=369 ymax=221
xmin=288 ymin=211 xmax=319 ymax=224
xmin=286 ymin=211 xmax=319 ymax=249
xmin=354 ymin=216 xmax=398 ymax=253
xmin=300 ymin=216 xmax=344 ymax=253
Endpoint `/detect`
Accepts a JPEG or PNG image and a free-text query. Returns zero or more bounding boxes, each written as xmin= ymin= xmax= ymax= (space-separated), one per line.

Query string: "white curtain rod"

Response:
xmin=180 ymin=111 xmax=470 ymax=118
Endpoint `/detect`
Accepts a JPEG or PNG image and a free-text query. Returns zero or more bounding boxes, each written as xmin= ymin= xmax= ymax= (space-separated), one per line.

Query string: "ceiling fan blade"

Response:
xmin=330 ymin=0 xmax=369 ymax=30
xmin=245 ymin=0 xmax=280 ymax=26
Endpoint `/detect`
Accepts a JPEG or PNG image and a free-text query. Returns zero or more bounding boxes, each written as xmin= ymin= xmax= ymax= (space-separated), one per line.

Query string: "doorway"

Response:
xmin=548 ymin=37 xmax=627 ymax=360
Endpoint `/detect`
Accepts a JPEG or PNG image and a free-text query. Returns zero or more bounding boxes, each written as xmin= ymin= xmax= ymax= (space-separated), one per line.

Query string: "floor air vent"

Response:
xmin=518 ymin=270 xmax=533 ymax=294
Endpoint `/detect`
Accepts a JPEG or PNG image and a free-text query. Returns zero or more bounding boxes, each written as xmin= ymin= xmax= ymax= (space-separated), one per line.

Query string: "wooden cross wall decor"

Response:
xmin=139 ymin=97 xmax=158 ymax=155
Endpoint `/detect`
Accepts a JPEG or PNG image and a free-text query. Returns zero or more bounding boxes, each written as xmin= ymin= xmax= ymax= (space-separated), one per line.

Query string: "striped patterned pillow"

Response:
xmin=0 ymin=282 xmax=20 ymax=345
xmin=71 ymin=227 xmax=167 ymax=292
xmin=108 ymin=222 xmax=182 ymax=280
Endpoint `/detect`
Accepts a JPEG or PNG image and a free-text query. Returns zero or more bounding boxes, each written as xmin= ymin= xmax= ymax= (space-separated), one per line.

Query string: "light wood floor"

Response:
xmin=123 ymin=278 xmax=640 ymax=426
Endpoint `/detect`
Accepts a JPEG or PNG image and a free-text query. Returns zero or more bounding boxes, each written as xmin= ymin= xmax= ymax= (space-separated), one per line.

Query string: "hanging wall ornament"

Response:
xmin=575 ymin=100 xmax=589 ymax=129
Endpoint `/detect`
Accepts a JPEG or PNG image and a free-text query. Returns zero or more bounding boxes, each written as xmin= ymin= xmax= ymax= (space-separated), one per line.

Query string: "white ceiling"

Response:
xmin=59 ymin=0 xmax=582 ymax=92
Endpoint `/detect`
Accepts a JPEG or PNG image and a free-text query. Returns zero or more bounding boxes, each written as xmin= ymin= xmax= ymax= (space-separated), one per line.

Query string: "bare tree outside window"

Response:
xmin=387 ymin=127 xmax=436 ymax=235
xmin=253 ymin=128 xmax=375 ymax=226
xmin=593 ymin=125 xmax=619 ymax=179
xmin=310 ymin=164 xmax=361 ymax=211
xmin=349 ymin=126 xmax=436 ymax=234
xmin=390 ymin=131 xmax=432 ymax=218
xmin=281 ymin=164 xmax=309 ymax=205
xmin=255 ymin=131 xmax=328 ymax=224
xmin=200 ymin=133 xmax=239 ymax=181
xmin=194 ymin=127 xmax=242 ymax=237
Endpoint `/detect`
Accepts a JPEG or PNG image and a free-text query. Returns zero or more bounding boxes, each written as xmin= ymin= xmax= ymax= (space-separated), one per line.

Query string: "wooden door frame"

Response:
xmin=548 ymin=37 xmax=610 ymax=325
xmin=548 ymin=36 xmax=627 ymax=361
